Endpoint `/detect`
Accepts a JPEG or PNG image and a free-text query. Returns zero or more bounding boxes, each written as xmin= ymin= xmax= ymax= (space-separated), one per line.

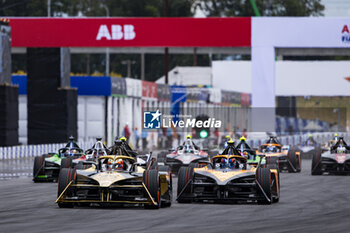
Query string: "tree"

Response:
xmin=196 ymin=0 xmax=325 ymax=17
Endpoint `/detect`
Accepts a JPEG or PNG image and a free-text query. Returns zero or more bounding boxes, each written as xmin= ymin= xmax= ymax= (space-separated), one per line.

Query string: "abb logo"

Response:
xmin=342 ymin=25 xmax=350 ymax=43
xmin=96 ymin=24 xmax=136 ymax=40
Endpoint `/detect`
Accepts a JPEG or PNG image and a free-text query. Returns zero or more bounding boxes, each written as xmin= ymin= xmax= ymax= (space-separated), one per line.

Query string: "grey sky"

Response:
xmin=323 ymin=0 xmax=350 ymax=16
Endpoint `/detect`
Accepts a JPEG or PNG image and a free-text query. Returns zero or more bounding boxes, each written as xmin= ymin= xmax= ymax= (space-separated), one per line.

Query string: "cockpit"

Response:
xmin=331 ymin=137 xmax=350 ymax=153
xmin=260 ymin=144 xmax=281 ymax=153
xmin=178 ymin=139 xmax=199 ymax=154
xmin=212 ymin=155 xmax=246 ymax=170
xmin=98 ymin=156 xmax=134 ymax=172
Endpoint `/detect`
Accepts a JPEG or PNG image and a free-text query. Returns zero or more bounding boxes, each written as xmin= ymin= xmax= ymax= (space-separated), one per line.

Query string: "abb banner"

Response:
xmin=10 ymin=17 xmax=251 ymax=47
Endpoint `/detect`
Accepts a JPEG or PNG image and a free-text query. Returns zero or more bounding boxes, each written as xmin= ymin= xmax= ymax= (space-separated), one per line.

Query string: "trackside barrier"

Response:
xmin=0 ymin=140 xmax=94 ymax=160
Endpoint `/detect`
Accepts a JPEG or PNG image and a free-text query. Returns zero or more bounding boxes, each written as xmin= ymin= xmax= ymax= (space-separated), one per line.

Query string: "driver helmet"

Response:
xmin=185 ymin=144 xmax=193 ymax=153
xmin=220 ymin=158 xmax=228 ymax=169
xmin=228 ymin=158 xmax=236 ymax=168
xmin=334 ymin=133 xmax=339 ymax=142
xmin=116 ymin=159 xmax=124 ymax=170
xmin=267 ymin=146 xmax=276 ymax=153
xmin=102 ymin=159 xmax=114 ymax=171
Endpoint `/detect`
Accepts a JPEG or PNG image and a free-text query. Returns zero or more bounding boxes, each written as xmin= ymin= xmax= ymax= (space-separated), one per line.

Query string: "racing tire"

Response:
xmin=57 ymin=168 xmax=76 ymax=208
xmin=33 ymin=156 xmax=45 ymax=181
xmin=287 ymin=149 xmax=297 ymax=173
xmin=256 ymin=167 xmax=272 ymax=205
xmin=158 ymin=165 xmax=172 ymax=207
xmin=266 ymin=163 xmax=278 ymax=170
xmin=189 ymin=163 xmax=200 ymax=168
xmin=311 ymin=149 xmax=323 ymax=175
xmin=75 ymin=163 xmax=91 ymax=170
xmin=295 ymin=154 xmax=302 ymax=173
xmin=265 ymin=156 xmax=279 ymax=170
xmin=190 ymin=162 xmax=208 ymax=168
xmin=177 ymin=166 xmax=194 ymax=203
xmin=146 ymin=158 xmax=158 ymax=171
xmin=61 ymin=157 xmax=73 ymax=169
xmin=143 ymin=169 xmax=161 ymax=209
xmin=271 ymin=171 xmax=280 ymax=203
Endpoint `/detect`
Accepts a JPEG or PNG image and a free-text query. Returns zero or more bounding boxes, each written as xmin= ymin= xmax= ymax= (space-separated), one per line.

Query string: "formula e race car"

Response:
xmin=158 ymin=135 xmax=209 ymax=173
xmin=312 ymin=137 xmax=350 ymax=175
xmin=33 ymin=137 xmax=85 ymax=182
xmin=296 ymin=135 xmax=321 ymax=159
xmin=258 ymin=137 xmax=301 ymax=173
xmin=56 ymin=154 xmax=172 ymax=209
xmin=176 ymin=149 xmax=279 ymax=204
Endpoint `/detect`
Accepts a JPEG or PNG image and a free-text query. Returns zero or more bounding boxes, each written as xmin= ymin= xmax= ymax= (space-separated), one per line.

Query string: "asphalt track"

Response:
xmin=1 ymin=159 xmax=350 ymax=233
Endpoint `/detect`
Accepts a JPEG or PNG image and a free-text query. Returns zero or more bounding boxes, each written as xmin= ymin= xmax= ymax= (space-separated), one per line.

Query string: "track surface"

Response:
xmin=1 ymin=159 xmax=350 ymax=233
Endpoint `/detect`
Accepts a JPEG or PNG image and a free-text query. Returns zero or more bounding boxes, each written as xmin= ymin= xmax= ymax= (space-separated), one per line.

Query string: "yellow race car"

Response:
xmin=56 ymin=155 xmax=172 ymax=209
xmin=177 ymin=151 xmax=279 ymax=204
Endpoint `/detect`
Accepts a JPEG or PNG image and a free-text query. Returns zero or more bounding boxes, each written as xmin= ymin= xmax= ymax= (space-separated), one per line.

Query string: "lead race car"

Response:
xmin=258 ymin=136 xmax=301 ymax=173
xmin=176 ymin=140 xmax=280 ymax=204
xmin=33 ymin=136 xmax=85 ymax=182
xmin=56 ymin=140 xmax=172 ymax=209
xmin=158 ymin=135 xmax=209 ymax=173
xmin=312 ymin=136 xmax=350 ymax=175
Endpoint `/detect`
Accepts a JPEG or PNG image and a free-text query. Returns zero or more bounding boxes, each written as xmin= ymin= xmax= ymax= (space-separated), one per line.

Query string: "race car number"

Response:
xmin=335 ymin=154 xmax=346 ymax=164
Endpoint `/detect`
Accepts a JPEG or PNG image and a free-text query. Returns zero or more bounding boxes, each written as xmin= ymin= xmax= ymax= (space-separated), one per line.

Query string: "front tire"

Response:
xmin=61 ymin=157 xmax=73 ymax=169
xmin=57 ymin=168 xmax=76 ymax=208
xmin=311 ymin=149 xmax=322 ymax=175
xmin=177 ymin=166 xmax=194 ymax=203
xmin=143 ymin=169 xmax=161 ymax=209
xmin=287 ymin=149 xmax=297 ymax=173
xmin=33 ymin=156 xmax=45 ymax=181
xmin=256 ymin=167 xmax=272 ymax=204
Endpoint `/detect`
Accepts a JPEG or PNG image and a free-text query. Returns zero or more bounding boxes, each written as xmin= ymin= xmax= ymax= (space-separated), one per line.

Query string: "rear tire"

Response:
xmin=57 ymin=168 xmax=76 ymax=208
xmin=33 ymin=156 xmax=45 ymax=181
xmin=265 ymin=156 xmax=279 ymax=170
xmin=311 ymin=149 xmax=323 ymax=175
xmin=61 ymin=157 xmax=73 ymax=169
xmin=189 ymin=163 xmax=200 ymax=168
xmin=177 ymin=167 xmax=194 ymax=203
xmin=287 ymin=149 xmax=297 ymax=173
xmin=143 ymin=170 xmax=161 ymax=209
xmin=256 ymin=167 xmax=272 ymax=204
xmin=75 ymin=163 xmax=91 ymax=170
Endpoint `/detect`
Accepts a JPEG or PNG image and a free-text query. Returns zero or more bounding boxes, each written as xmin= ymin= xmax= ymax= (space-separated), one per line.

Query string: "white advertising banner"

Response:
xmin=253 ymin=17 xmax=350 ymax=48
xmin=252 ymin=17 xmax=350 ymax=109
